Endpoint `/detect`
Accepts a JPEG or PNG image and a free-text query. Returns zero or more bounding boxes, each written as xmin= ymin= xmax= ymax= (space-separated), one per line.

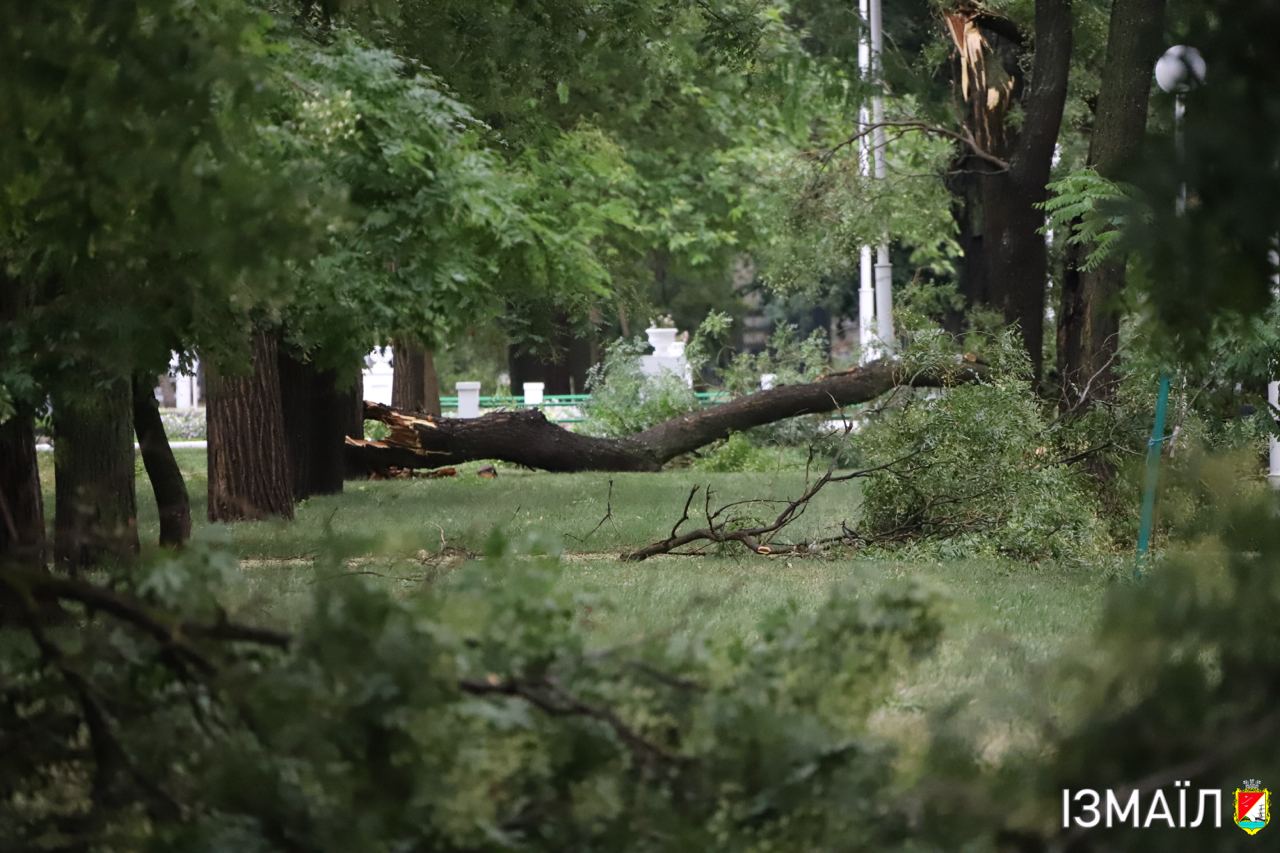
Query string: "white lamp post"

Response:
xmin=857 ymin=0 xmax=877 ymax=363
xmin=1137 ymin=46 xmax=1206 ymax=568
xmin=1154 ymin=45 xmax=1205 ymax=214
xmin=868 ymin=0 xmax=894 ymax=353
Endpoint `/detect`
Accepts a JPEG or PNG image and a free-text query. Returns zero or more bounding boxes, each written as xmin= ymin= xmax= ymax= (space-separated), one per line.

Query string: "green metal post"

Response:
xmin=1135 ymin=373 xmax=1172 ymax=575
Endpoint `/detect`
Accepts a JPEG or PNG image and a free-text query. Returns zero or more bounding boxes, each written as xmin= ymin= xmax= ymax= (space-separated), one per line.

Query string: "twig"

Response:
xmin=621 ymin=451 xmax=925 ymax=561
xmin=0 ymin=567 xmax=291 ymax=662
xmin=458 ymin=675 xmax=689 ymax=768
xmin=824 ymin=119 xmax=1010 ymax=173
xmin=566 ymin=479 xmax=616 ymax=545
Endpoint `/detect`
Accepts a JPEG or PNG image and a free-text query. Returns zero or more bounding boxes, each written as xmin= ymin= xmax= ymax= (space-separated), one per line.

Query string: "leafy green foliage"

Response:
xmin=922 ymin=483 xmax=1280 ymax=850
xmin=270 ymin=31 xmax=609 ymax=368
xmin=1039 ymin=168 xmax=1133 ymax=272
xmin=858 ymin=334 xmax=1107 ymax=561
xmin=0 ymin=539 xmax=942 ymax=850
xmin=582 ymin=337 xmax=699 ymax=437
xmin=1120 ymin=2 xmax=1280 ymax=354
xmin=0 ymin=0 xmax=319 ymax=389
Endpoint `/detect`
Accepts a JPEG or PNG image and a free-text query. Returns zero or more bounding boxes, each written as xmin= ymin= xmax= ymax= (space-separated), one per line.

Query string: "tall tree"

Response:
xmin=945 ymin=0 xmax=1074 ymax=383
xmin=391 ymin=342 xmax=440 ymax=416
xmin=207 ymin=331 xmax=295 ymax=522
xmin=0 ymin=414 xmax=44 ymax=569
xmin=0 ymin=277 xmax=44 ymax=569
xmin=0 ymin=0 xmax=314 ymax=562
xmin=1056 ymin=0 xmax=1166 ymax=409
xmin=278 ymin=347 xmax=348 ymax=499
xmin=131 ymin=374 xmax=192 ymax=547
xmin=52 ymin=378 xmax=138 ymax=569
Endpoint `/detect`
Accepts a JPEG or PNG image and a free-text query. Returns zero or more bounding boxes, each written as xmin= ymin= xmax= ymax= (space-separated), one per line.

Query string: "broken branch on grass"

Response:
xmin=621 ymin=450 xmax=925 ymax=562
xmin=566 ymin=479 xmax=616 ymax=545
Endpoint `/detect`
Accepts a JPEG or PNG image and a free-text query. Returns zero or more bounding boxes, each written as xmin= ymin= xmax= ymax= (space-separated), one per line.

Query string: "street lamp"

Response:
xmin=857 ymin=0 xmax=877 ymax=363
xmin=1136 ymin=45 xmax=1206 ymax=571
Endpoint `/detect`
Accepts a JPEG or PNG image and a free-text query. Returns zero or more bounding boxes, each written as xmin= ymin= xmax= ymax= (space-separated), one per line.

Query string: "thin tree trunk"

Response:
xmin=207 ymin=330 xmax=294 ymax=522
xmin=279 ymin=347 xmax=345 ymax=500
xmin=343 ymin=368 xmax=367 ymax=480
xmin=131 ymin=373 xmax=191 ymax=547
xmin=53 ymin=377 xmax=139 ymax=569
xmin=421 ymin=348 xmax=442 ymax=417
xmin=348 ymin=358 xmax=983 ymax=473
xmin=0 ymin=272 xmax=46 ymax=570
xmin=0 ymin=412 xmax=46 ymax=568
xmin=1057 ymin=0 xmax=1166 ymax=409
xmin=391 ymin=340 xmax=427 ymax=412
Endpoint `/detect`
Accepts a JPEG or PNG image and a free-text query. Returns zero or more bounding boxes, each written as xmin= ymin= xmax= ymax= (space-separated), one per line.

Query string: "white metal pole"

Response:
xmin=857 ymin=0 xmax=877 ymax=363
xmin=869 ymin=0 xmax=894 ymax=352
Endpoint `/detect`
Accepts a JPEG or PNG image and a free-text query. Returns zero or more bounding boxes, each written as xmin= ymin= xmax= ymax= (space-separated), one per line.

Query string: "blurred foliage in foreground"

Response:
xmin=1 ymin=535 xmax=941 ymax=850
xmin=4 ymin=479 xmax=1279 ymax=849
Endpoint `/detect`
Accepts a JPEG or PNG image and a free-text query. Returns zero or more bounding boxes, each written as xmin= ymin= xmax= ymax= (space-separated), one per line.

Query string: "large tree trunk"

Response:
xmin=980 ymin=0 xmax=1072 ymax=385
xmin=278 ymin=347 xmax=346 ymax=500
xmin=1057 ymin=0 xmax=1166 ymax=409
xmin=53 ymin=377 xmax=139 ymax=570
xmin=391 ymin=340 xmax=426 ymax=412
xmin=391 ymin=341 xmax=442 ymax=417
xmin=348 ymin=358 xmax=982 ymax=473
xmin=207 ymin=330 xmax=294 ymax=522
xmin=131 ymin=374 xmax=191 ymax=547
xmin=0 ymin=412 xmax=46 ymax=568
xmin=945 ymin=1 xmax=1072 ymax=385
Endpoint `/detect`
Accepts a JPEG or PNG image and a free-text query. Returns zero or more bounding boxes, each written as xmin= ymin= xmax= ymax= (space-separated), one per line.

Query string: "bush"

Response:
xmin=581 ymin=336 xmax=700 ymax=437
xmin=159 ymin=406 xmax=207 ymax=440
xmin=857 ymin=337 xmax=1107 ymax=561
xmin=920 ymin=481 xmax=1280 ymax=851
xmin=0 ymin=537 xmax=943 ymax=851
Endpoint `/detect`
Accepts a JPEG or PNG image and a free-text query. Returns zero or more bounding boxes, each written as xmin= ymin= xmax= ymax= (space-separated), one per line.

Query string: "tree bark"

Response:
xmin=53 ymin=377 xmax=139 ymax=570
xmin=0 ymin=274 xmax=46 ymax=569
xmin=131 ymin=374 xmax=191 ymax=547
xmin=980 ymin=0 xmax=1073 ymax=385
xmin=348 ymin=358 xmax=983 ymax=473
xmin=1056 ymin=0 xmax=1166 ymax=409
xmin=391 ymin=340 xmax=427 ymax=413
xmin=0 ymin=412 xmax=46 ymax=568
xmin=945 ymin=1 xmax=1073 ymax=385
xmin=207 ymin=330 xmax=294 ymax=522
xmin=421 ymin=348 xmax=442 ymax=417
xmin=390 ymin=341 xmax=442 ymax=417
xmin=278 ymin=347 xmax=346 ymax=500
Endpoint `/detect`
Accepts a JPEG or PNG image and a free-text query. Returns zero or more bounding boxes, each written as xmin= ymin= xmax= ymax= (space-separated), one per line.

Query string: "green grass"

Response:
xmin=39 ymin=448 xmax=1112 ymax=746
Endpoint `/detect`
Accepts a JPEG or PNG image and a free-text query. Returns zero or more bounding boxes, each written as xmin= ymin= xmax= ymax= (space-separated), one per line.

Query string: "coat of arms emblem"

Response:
xmin=1235 ymin=779 xmax=1270 ymax=835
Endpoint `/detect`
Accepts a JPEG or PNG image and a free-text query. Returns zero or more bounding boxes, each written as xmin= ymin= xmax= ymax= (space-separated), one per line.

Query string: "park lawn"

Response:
xmin=40 ymin=448 xmax=1112 ymax=748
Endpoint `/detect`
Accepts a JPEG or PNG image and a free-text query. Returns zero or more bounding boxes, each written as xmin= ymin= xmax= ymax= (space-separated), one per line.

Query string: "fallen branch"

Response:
xmin=350 ymin=357 xmax=983 ymax=474
xmin=621 ymin=451 xmax=927 ymax=561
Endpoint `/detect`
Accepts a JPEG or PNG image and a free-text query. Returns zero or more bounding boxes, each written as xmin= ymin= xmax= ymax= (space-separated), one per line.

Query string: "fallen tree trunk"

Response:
xmin=346 ymin=358 xmax=981 ymax=474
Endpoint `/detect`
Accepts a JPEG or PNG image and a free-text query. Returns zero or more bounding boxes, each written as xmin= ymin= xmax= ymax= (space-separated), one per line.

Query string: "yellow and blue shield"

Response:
xmin=1235 ymin=782 xmax=1270 ymax=836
